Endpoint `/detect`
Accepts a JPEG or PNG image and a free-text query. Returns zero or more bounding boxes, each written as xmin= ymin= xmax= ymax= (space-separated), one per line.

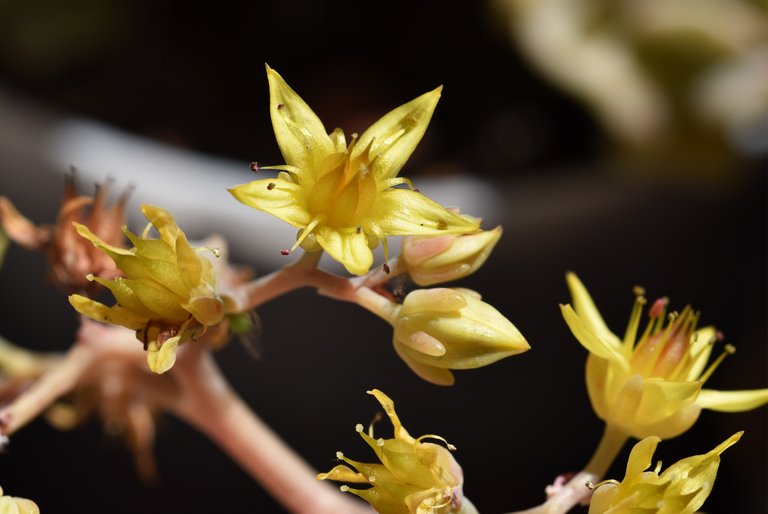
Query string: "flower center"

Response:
xmin=629 ymin=300 xmax=698 ymax=379
xmin=306 ymin=152 xmax=378 ymax=229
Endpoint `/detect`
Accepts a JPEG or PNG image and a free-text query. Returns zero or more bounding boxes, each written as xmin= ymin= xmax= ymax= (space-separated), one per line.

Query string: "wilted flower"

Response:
xmin=229 ymin=66 xmax=479 ymax=276
xmin=0 ymin=485 xmax=39 ymax=514
xmin=69 ymin=205 xmax=227 ymax=374
xmin=393 ymin=288 xmax=529 ymax=385
xmin=318 ymin=389 xmax=477 ymax=514
xmin=589 ymin=431 xmax=742 ymax=514
xmin=0 ymin=173 xmax=129 ymax=293
xmin=401 ymin=225 xmax=502 ymax=286
xmin=562 ymin=272 xmax=768 ymax=439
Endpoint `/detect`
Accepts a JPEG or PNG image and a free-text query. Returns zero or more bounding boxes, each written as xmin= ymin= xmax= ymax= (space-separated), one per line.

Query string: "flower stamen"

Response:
xmin=699 ymin=343 xmax=736 ymax=384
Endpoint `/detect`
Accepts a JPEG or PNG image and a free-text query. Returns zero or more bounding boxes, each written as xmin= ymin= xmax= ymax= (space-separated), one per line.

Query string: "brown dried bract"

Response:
xmin=0 ymin=172 xmax=131 ymax=295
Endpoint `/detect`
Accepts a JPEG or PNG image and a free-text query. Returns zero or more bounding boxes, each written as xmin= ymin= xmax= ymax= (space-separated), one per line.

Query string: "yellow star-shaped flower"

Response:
xmin=229 ymin=66 xmax=479 ymax=275
xmin=562 ymin=272 xmax=768 ymax=439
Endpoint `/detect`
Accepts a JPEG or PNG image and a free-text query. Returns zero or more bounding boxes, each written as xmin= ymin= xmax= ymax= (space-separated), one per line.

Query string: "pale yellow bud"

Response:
xmin=401 ymin=226 xmax=502 ymax=286
xmin=0 ymin=486 xmax=39 ymax=514
xmin=393 ymin=288 xmax=529 ymax=385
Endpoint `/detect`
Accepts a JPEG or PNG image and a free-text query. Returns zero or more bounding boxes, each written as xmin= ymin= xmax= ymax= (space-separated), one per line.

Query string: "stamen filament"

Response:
xmin=699 ymin=344 xmax=736 ymax=384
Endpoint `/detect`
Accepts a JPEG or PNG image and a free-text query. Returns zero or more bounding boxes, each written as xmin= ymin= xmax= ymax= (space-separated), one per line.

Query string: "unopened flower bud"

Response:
xmin=0 ymin=485 xmax=39 ymax=514
xmin=393 ymin=288 xmax=529 ymax=385
xmin=401 ymin=226 xmax=502 ymax=286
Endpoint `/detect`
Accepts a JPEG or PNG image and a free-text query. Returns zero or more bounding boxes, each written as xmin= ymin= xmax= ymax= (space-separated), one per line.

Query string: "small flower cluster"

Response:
xmin=0 ymin=66 xmax=765 ymax=514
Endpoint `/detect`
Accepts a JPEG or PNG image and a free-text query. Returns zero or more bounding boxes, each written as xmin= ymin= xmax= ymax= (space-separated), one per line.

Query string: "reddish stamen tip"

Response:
xmin=649 ymin=297 xmax=669 ymax=318
xmin=280 ymin=249 xmax=290 ymax=256
xmin=383 ymin=263 xmax=391 ymax=274
xmin=249 ymin=161 xmax=260 ymax=173
xmin=716 ymin=330 xmax=725 ymax=342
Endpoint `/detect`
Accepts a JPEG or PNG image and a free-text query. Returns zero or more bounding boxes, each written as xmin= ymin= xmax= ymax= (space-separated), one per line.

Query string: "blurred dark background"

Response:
xmin=0 ymin=1 xmax=765 ymax=513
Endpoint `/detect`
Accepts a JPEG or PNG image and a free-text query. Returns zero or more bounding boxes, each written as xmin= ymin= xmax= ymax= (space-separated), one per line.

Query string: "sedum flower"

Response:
xmin=69 ymin=205 xmax=226 ymax=374
xmin=401 ymin=224 xmax=502 ymax=286
xmin=229 ymin=66 xmax=479 ymax=276
xmin=562 ymin=272 xmax=768 ymax=439
xmin=393 ymin=288 xmax=529 ymax=385
xmin=0 ymin=485 xmax=39 ymax=514
xmin=318 ymin=389 xmax=477 ymax=514
xmin=588 ymin=431 xmax=742 ymax=514
xmin=0 ymin=172 xmax=129 ymax=293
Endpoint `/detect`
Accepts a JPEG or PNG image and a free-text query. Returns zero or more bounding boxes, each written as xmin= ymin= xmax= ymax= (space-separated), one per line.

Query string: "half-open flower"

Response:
xmin=589 ymin=431 xmax=742 ymax=514
xmin=318 ymin=389 xmax=477 ymax=514
xmin=69 ymin=205 xmax=226 ymax=374
xmin=393 ymin=288 xmax=529 ymax=385
xmin=229 ymin=66 xmax=479 ymax=276
xmin=562 ymin=272 xmax=768 ymax=439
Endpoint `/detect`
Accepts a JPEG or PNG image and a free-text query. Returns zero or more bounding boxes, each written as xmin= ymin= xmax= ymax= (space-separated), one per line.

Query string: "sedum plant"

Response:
xmin=0 ymin=67 xmax=765 ymax=514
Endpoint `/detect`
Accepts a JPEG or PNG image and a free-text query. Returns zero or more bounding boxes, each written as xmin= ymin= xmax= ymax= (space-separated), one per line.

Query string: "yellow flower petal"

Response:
xmin=266 ymin=65 xmax=334 ymax=171
xmin=183 ymin=296 xmax=224 ymax=326
xmin=141 ymin=204 xmax=179 ymax=245
xmin=146 ymin=335 xmax=180 ymax=374
xmin=372 ymin=188 xmax=480 ymax=236
xmin=89 ymin=276 xmax=156 ymax=319
xmin=697 ymin=388 xmax=768 ymax=412
xmin=74 ymin=222 xmax=147 ymax=278
xmin=368 ymin=389 xmax=413 ymax=442
xmin=316 ymin=464 xmax=368 ymax=483
xmin=69 ymin=294 xmax=148 ymax=330
xmin=353 ymin=86 xmax=442 ymax=181
xmin=315 ymin=226 xmax=373 ymax=276
xmin=565 ymin=272 xmax=622 ymax=349
xmin=229 ymin=178 xmax=312 ymax=229
xmin=394 ymin=342 xmax=456 ymax=386
xmin=635 ymin=379 xmax=701 ymax=425
xmin=622 ymin=435 xmax=660 ymax=481
xmin=561 ymin=304 xmax=628 ymax=370
xmin=121 ymin=278 xmax=189 ymax=322
xmin=684 ymin=327 xmax=717 ymax=381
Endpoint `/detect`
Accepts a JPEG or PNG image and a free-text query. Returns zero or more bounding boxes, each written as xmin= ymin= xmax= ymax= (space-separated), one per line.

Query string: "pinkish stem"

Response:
xmin=169 ymin=344 xmax=372 ymax=514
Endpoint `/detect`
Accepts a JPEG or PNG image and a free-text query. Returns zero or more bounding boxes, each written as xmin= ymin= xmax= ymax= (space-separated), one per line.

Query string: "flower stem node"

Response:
xmin=393 ymin=288 xmax=529 ymax=385
xmin=229 ymin=66 xmax=480 ymax=276
xmin=318 ymin=389 xmax=478 ymax=514
xmin=589 ymin=432 xmax=742 ymax=514
xmin=69 ymin=205 xmax=228 ymax=374
xmin=562 ymin=272 xmax=768 ymax=439
xmin=401 ymin=225 xmax=503 ymax=286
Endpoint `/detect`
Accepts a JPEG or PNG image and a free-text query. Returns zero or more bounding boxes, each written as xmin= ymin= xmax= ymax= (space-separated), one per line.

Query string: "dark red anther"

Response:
xmin=383 ymin=263 xmax=391 ymax=274
xmin=250 ymin=162 xmax=260 ymax=173
xmin=280 ymin=249 xmax=290 ymax=256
